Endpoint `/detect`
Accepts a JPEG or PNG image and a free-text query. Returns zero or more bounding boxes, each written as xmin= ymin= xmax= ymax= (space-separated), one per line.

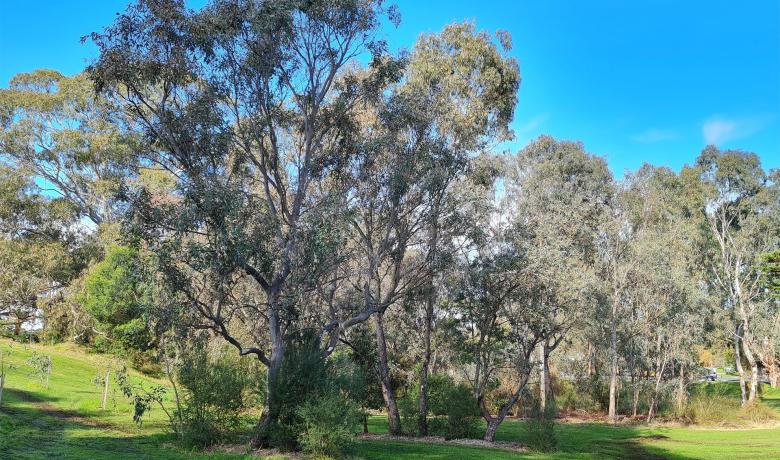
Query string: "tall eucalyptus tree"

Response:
xmin=695 ymin=147 xmax=780 ymax=403
xmin=88 ymin=0 xmax=404 ymax=439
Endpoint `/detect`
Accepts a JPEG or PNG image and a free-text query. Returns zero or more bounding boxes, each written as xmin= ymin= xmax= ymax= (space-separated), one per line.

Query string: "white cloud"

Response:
xmin=515 ymin=113 xmax=549 ymax=141
xmin=631 ymin=128 xmax=678 ymax=143
xmin=701 ymin=116 xmax=773 ymax=145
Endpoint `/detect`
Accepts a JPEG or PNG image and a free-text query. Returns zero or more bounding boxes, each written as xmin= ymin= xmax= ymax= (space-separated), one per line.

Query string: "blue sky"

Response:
xmin=1 ymin=0 xmax=778 ymax=176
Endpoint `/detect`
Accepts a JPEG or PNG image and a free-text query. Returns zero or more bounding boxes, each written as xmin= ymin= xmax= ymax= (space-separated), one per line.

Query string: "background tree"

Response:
xmin=695 ymin=147 xmax=780 ymax=403
xmin=0 ymin=166 xmax=78 ymax=336
xmin=504 ymin=136 xmax=611 ymax=411
xmin=756 ymin=250 xmax=780 ymax=387
xmin=0 ymin=70 xmax=135 ymax=226
xmin=80 ymin=245 xmax=155 ymax=361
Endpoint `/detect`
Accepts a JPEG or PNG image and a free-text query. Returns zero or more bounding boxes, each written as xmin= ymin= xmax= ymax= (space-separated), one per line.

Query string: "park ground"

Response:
xmin=2 ymin=339 xmax=780 ymax=460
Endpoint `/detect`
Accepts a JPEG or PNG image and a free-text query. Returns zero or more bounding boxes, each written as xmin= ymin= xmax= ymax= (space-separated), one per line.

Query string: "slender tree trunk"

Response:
xmin=539 ymin=342 xmax=547 ymax=411
xmin=631 ymin=370 xmax=640 ymax=417
xmin=587 ymin=341 xmax=595 ymax=377
xmin=676 ymin=362 xmax=686 ymax=413
xmin=479 ymin=367 xmax=531 ymax=442
xmin=647 ymin=353 xmax=666 ymax=422
xmin=418 ymin=201 xmax=440 ymax=437
xmin=484 ymin=418 xmax=500 ymax=442
xmin=608 ymin=299 xmax=619 ymax=421
xmin=742 ymin=338 xmax=759 ymax=402
xmin=734 ymin=327 xmax=747 ymax=405
xmin=252 ymin=295 xmax=285 ymax=447
xmin=101 ymin=370 xmax=110 ymax=410
xmin=375 ymin=311 xmax=402 ymax=435
xmin=544 ymin=342 xmax=553 ymax=404
xmin=481 ymin=395 xmax=517 ymax=442
xmin=0 ymin=350 xmax=4 ymax=406
xmin=769 ymin=365 xmax=780 ymax=388
xmin=417 ymin=297 xmax=433 ymax=436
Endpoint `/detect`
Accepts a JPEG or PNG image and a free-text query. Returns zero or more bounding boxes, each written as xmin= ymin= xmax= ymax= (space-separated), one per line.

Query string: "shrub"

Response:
xmin=398 ymin=393 xmax=418 ymax=435
xmin=256 ymin=335 xmax=330 ymax=450
xmin=80 ymin=245 xmax=155 ymax=360
xmin=402 ymin=374 xmax=480 ymax=439
xmin=742 ymin=400 xmax=776 ymax=424
xmin=685 ymin=393 xmax=741 ymax=425
xmin=297 ymin=391 xmax=361 ymax=456
xmin=524 ymin=401 xmax=557 ymax=452
xmin=255 ymin=333 xmax=368 ymax=451
xmin=176 ymin=347 xmax=256 ymax=447
xmin=26 ymin=352 xmax=52 ymax=388
xmin=440 ymin=382 xmax=480 ymax=440
xmin=556 ymin=379 xmax=600 ymax=413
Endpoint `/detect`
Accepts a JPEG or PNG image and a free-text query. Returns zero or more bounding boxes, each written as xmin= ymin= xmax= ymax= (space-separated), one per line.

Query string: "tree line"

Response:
xmin=0 ymin=0 xmax=778 ymax=451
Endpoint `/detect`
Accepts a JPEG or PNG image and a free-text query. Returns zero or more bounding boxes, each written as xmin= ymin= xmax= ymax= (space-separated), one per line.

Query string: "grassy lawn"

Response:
xmin=2 ymin=338 xmax=780 ymax=459
xmin=354 ymin=415 xmax=780 ymax=459
xmin=0 ymin=339 xmax=257 ymax=459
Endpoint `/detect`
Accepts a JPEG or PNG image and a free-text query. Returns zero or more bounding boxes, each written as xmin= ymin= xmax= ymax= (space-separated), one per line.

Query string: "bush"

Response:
xmin=297 ymin=391 xmax=361 ymax=456
xmin=255 ymin=333 xmax=367 ymax=451
xmin=440 ymin=382 xmax=480 ymax=440
xmin=26 ymin=351 xmax=52 ymax=388
xmin=255 ymin=335 xmax=330 ymax=450
xmin=402 ymin=374 xmax=480 ymax=439
xmin=398 ymin=393 xmax=418 ymax=435
xmin=80 ymin=245 xmax=155 ymax=360
xmin=176 ymin=347 xmax=256 ymax=447
xmin=524 ymin=401 xmax=557 ymax=452
xmin=556 ymin=379 xmax=600 ymax=413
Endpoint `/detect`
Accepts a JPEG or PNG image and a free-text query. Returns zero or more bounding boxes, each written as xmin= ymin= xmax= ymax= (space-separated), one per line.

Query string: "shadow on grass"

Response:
xmin=359 ymin=416 xmax=695 ymax=459
xmin=0 ymin=388 xmax=248 ymax=460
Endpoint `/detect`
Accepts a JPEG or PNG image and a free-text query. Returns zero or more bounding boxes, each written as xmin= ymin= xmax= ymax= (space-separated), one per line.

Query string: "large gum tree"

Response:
xmin=87 ymin=0 xmax=519 ymax=442
xmin=88 ymin=0 xmax=403 ymax=440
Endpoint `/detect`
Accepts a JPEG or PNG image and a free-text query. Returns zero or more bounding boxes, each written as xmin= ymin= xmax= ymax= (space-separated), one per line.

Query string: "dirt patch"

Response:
xmin=357 ymin=433 xmax=526 ymax=452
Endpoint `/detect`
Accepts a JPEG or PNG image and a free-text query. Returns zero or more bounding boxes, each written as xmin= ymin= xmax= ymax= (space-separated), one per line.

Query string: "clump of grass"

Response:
xmin=685 ymin=394 xmax=740 ymax=425
xmin=685 ymin=386 xmax=777 ymax=426
xmin=741 ymin=401 xmax=776 ymax=424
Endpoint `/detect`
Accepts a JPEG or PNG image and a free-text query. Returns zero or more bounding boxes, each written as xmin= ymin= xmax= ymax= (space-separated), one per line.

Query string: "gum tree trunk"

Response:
xmin=742 ymin=337 xmax=759 ymax=402
xmin=608 ymin=297 xmax=619 ymax=421
xmin=647 ymin=342 xmax=667 ymax=422
xmin=734 ymin=327 xmax=747 ymax=405
xmin=676 ymin=362 xmax=687 ymax=413
xmin=539 ymin=342 xmax=548 ymax=411
xmin=418 ymin=198 xmax=443 ymax=437
xmin=375 ymin=311 xmax=402 ymax=434
xmin=417 ymin=295 xmax=433 ymax=436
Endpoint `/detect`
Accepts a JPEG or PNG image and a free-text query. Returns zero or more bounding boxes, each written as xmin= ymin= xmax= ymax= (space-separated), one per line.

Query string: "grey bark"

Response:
xmin=734 ymin=326 xmax=748 ymax=404
xmin=375 ymin=311 xmax=402 ymax=435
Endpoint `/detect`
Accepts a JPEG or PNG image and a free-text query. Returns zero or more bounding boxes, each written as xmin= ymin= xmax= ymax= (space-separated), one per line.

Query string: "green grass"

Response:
xmin=0 ymin=339 xmax=259 ymax=459
xmin=353 ymin=416 xmax=780 ymax=459
xmin=2 ymin=338 xmax=780 ymax=459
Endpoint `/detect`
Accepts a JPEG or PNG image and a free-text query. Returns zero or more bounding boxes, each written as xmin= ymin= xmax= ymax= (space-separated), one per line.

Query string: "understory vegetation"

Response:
xmin=3 ymin=339 xmax=780 ymax=459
